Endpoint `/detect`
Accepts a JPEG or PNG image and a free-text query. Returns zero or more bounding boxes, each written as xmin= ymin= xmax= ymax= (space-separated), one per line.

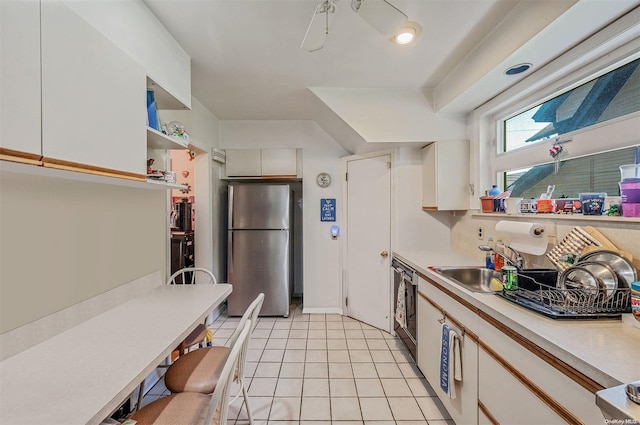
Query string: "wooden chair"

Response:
xmin=130 ymin=320 xmax=251 ymax=425
xmin=163 ymin=293 xmax=265 ymax=425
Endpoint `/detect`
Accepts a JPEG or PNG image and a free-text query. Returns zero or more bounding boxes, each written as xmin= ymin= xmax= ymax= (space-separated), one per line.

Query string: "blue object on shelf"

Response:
xmin=147 ymin=90 xmax=160 ymax=131
xmin=488 ymin=185 xmax=501 ymax=196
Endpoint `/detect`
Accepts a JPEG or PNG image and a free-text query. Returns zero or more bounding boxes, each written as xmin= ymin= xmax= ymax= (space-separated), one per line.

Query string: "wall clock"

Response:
xmin=316 ymin=172 xmax=331 ymax=188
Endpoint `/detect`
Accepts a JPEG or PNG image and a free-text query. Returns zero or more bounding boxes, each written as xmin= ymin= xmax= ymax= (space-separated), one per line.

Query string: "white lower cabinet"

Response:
xmin=417 ymin=277 xmax=478 ymax=425
xmin=474 ymin=318 xmax=604 ymax=425
xmin=416 ymin=275 xmax=605 ymax=425
xmin=478 ymin=348 xmax=565 ymax=424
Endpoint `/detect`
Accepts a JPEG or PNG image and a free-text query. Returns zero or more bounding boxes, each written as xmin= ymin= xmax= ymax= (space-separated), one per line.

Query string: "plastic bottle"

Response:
xmin=494 ymin=239 xmax=504 ymax=271
xmin=485 ymin=238 xmax=495 ymax=269
xmin=488 ymin=185 xmax=501 ymax=196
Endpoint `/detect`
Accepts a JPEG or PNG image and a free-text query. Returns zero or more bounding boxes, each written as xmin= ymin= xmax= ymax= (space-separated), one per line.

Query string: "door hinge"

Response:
xmin=387 ymin=162 xmax=391 ymax=169
xmin=345 ymin=297 xmax=348 ymax=307
xmin=345 ymin=172 xmax=348 ymax=181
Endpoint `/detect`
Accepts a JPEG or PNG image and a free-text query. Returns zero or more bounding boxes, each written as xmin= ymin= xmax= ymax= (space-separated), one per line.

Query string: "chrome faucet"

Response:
xmin=478 ymin=243 xmax=525 ymax=270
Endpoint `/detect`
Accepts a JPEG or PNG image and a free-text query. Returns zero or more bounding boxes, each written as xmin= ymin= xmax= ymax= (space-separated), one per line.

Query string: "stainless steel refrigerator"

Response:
xmin=227 ymin=183 xmax=292 ymax=317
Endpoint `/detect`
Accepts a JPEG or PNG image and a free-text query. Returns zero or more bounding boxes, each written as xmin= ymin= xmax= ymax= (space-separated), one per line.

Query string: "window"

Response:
xmin=496 ymin=57 xmax=640 ymax=197
xmin=506 ymin=146 xmax=639 ymax=198
xmin=503 ymin=58 xmax=639 ymax=153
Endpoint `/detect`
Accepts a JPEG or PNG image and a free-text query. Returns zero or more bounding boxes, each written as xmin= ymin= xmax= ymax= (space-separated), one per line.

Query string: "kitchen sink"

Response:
xmin=432 ymin=267 xmax=502 ymax=293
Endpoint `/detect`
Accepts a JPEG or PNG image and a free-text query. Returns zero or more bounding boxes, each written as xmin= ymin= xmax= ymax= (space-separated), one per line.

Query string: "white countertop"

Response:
xmin=0 ymin=283 xmax=232 ymax=425
xmin=393 ymin=250 xmax=640 ymax=388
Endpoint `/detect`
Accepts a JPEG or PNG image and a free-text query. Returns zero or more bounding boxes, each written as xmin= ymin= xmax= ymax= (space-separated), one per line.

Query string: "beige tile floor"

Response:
xmin=142 ymin=299 xmax=454 ymax=424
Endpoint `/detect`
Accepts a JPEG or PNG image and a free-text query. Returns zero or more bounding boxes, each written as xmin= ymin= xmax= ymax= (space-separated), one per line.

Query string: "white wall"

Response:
xmin=220 ymin=120 xmax=349 ymax=312
xmin=310 ymin=88 xmax=467 ymax=144
xmin=393 ymin=147 xmax=452 ymax=251
xmin=0 ymin=171 xmax=167 ymax=333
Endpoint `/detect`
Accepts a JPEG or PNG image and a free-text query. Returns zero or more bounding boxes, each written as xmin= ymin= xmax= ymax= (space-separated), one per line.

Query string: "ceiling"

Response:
xmin=144 ymin=0 xmax=639 ymax=122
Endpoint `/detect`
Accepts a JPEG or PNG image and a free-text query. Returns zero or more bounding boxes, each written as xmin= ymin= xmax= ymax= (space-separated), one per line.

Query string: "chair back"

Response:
xmin=225 ymin=293 xmax=264 ymax=380
xmin=167 ymin=267 xmax=217 ymax=285
xmin=204 ymin=320 xmax=251 ymax=425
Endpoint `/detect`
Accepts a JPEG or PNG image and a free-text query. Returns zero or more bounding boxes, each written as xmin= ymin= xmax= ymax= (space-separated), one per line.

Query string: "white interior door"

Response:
xmin=346 ymin=154 xmax=391 ymax=332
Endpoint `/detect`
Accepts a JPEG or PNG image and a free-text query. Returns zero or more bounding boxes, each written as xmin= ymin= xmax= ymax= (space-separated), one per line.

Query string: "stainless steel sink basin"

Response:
xmin=432 ymin=267 xmax=502 ymax=293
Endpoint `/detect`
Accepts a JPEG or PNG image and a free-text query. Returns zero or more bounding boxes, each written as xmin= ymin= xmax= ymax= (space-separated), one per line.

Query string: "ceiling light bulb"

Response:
xmin=393 ymin=21 xmax=421 ymax=45
xmin=395 ymin=30 xmax=414 ymax=44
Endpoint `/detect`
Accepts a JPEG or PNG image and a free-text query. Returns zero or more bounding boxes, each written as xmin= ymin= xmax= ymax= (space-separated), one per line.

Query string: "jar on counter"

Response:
xmin=631 ymin=281 xmax=640 ymax=322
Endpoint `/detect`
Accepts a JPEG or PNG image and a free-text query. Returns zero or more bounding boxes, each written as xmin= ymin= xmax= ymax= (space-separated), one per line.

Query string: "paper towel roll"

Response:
xmin=495 ymin=221 xmax=547 ymax=255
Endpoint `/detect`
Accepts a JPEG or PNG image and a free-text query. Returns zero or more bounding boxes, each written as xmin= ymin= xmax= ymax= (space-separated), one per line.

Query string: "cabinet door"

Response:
xmin=261 ymin=149 xmax=297 ymax=176
xmin=225 ymin=149 xmax=262 ymax=177
xmin=416 ymin=279 xmax=478 ymax=425
xmin=421 ymin=140 xmax=469 ymax=211
xmin=0 ymin=0 xmax=42 ymax=160
xmin=41 ymin=1 xmax=146 ymax=177
xmin=478 ymin=349 xmax=565 ymax=425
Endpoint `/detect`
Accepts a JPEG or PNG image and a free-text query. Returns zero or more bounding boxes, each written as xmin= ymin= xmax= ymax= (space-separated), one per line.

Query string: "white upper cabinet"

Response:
xmin=62 ymin=0 xmax=191 ymax=110
xmin=41 ymin=2 xmax=146 ymax=176
xmin=261 ymin=149 xmax=298 ymax=176
xmin=225 ymin=149 xmax=262 ymax=177
xmin=224 ymin=149 xmax=300 ymax=178
xmin=422 ymin=140 xmax=470 ymax=211
xmin=0 ymin=0 xmax=42 ymax=160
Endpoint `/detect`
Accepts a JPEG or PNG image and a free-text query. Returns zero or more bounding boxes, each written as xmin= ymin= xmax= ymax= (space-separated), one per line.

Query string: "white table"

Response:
xmin=0 ymin=283 xmax=232 ymax=425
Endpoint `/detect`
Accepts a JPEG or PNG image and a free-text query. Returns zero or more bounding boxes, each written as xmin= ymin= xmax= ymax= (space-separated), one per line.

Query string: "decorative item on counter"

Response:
xmin=492 ymin=191 xmax=510 ymax=212
xmin=631 ymin=281 xmax=640 ymax=322
xmin=519 ymin=198 xmax=537 ymax=213
xmin=579 ymin=193 xmax=606 ymax=215
xmin=479 ymin=196 xmax=495 ymax=213
xmin=182 ymin=170 xmax=190 ymax=178
xmin=164 ymin=171 xmax=176 ymax=184
xmin=504 ymin=197 xmax=523 ymax=215
xmin=554 ymin=198 xmax=581 ymax=214
xmin=167 ymin=121 xmax=189 ymax=139
xmin=488 ymin=185 xmax=501 ymax=196
xmin=619 ymin=165 xmax=640 ymax=217
xmin=147 ymin=158 xmax=155 ymax=174
xmin=604 ymin=196 xmax=621 ymax=216
xmin=536 ymin=199 xmax=555 ymax=213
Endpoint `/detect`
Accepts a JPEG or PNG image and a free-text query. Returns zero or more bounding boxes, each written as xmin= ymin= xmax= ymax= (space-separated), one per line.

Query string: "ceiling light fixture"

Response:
xmin=505 ymin=63 xmax=532 ymax=75
xmin=301 ymin=0 xmax=411 ymax=52
xmin=393 ymin=21 xmax=421 ymax=45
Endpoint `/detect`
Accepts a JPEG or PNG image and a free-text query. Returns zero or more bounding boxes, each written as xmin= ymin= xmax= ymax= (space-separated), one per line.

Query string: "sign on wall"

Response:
xmin=320 ymin=198 xmax=336 ymax=222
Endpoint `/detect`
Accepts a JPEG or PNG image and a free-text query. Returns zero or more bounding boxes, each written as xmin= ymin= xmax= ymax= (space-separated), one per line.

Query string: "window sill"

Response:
xmin=471 ymin=211 xmax=640 ymax=224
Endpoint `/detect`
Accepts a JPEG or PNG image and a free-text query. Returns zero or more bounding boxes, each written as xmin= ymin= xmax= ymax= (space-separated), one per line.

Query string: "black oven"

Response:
xmin=392 ymin=257 xmax=417 ymax=361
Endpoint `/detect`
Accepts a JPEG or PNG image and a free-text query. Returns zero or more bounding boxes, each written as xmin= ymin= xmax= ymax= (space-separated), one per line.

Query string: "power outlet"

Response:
xmin=478 ymin=226 xmax=484 ymax=240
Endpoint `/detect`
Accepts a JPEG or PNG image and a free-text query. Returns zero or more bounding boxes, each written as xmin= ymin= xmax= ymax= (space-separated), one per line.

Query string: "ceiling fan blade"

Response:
xmin=351 ymin=0 xmax=407 ymax=39
xmin=301 ymin=0 xmax=337 ymax=52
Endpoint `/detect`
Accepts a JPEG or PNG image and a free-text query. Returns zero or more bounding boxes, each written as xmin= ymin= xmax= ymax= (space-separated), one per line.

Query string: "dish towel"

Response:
xmin=440 ymin=323 xmax=462 ymax=399
xmin=395 ymin=273 xmax=407 ymax=329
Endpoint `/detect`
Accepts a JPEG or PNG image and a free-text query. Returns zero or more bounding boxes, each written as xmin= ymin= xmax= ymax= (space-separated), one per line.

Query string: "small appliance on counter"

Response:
xmin=171 ymin=198 xmax=193 ymax=231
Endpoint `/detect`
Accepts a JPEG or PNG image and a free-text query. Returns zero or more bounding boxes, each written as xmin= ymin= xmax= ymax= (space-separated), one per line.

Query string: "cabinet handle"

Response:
xmin=380 ymin=250 xmax=389 ymax=258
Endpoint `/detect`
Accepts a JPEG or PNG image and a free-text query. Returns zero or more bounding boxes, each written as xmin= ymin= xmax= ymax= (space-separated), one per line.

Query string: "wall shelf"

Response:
xmin=471 ymin=211 xmax=640 ymax=224
xmin=1 ymin=160 xmax=186 ymax=191
xmin=146 ymin=128 xmax=189 ymax=150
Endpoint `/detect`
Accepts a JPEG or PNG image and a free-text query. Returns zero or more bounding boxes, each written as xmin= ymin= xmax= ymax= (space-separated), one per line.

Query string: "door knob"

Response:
xmin=380 ymin=250 xmax=389 ymax=258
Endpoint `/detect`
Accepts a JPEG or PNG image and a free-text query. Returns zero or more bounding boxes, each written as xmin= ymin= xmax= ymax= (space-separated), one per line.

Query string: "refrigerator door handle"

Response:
xmin=228 ymin=231 xmax=234 ymax=273
xmin=228 ymin=185 xmax=234 ymax=229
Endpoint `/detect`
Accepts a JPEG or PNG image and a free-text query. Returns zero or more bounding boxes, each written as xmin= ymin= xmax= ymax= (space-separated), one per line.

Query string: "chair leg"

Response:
xmin=241 ymin=378 xmax=254 ymax=425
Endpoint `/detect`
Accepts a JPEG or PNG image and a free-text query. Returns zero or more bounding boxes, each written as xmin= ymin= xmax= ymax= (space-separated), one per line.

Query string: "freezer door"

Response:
xmin=227 ymin=230 xmax=291 ymax=316
xmin=229 ymin=184 xmax=290 ymax=230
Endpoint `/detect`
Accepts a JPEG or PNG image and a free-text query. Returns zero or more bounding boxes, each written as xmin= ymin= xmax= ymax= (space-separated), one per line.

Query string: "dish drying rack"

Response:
xmin=497 ymin=274 xmax=631 ymax=319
